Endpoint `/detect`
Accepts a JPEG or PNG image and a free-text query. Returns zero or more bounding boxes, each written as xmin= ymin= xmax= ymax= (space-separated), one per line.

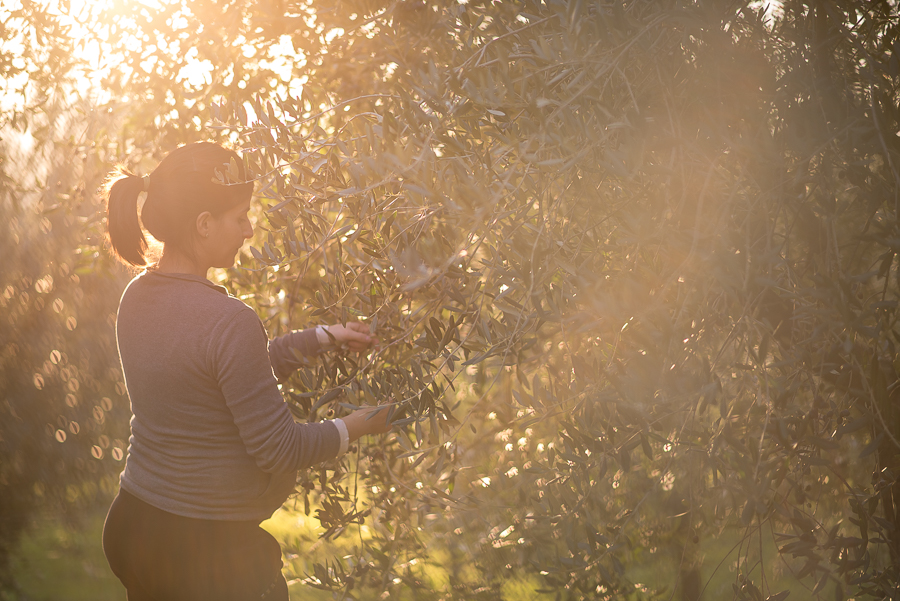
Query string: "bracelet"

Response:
xmin=332 ymin=417 xmax=349 ymax=456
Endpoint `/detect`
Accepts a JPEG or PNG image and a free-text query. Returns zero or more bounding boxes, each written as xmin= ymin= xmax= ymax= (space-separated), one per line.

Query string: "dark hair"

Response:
xmin=104 ymin=142 xmax=253 ymax=267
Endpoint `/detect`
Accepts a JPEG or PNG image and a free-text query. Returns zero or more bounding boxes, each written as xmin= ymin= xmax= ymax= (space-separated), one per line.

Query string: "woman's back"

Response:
xmin=117 ymin=270 xmax=336 ymax=521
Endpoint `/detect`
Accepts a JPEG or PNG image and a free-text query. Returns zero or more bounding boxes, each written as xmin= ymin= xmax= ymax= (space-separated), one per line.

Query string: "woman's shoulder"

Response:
xmin=122 ymin=270 xmax=256 ymax=322
xmin=119 ymin=271 xmax=266 ymax=357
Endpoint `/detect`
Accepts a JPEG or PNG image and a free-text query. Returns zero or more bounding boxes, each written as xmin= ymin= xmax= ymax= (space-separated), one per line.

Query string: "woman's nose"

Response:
xmin=243 ymin=222 xmax=253 ymax=239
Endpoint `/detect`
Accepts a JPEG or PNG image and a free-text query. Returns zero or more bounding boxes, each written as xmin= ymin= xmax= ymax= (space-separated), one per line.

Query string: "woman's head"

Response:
xmin=105 ymin=141 xmax=254 ymax=268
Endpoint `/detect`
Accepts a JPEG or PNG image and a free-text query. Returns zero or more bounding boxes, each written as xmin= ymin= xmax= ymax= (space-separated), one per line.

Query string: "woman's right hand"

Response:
xmin=342 ymin=405 xmax=393 ymax=441
xmin=317 ymin=322 xmax=379 ymax=353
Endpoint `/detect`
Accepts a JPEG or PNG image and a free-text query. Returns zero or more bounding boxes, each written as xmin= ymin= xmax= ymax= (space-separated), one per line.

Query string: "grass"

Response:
xmin=5 ymin=510 xmax=124 ymax=601
xmin=6 ymin=504 xmax=834 ymax=601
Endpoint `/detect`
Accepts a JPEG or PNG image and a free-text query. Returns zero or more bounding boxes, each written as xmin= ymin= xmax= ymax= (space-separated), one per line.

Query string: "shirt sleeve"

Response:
xmin=268 ymin=328 xmax=322 ymax=381
xmin=209 ymin=307 xmax=339 ymax=473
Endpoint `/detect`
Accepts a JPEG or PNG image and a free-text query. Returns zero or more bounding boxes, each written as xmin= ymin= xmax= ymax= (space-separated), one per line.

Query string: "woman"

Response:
xmin=101 ymin=141 xmax=391 ymax=601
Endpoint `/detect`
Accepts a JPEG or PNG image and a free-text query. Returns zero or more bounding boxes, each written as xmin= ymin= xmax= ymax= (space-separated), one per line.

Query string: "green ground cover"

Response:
xmin=7 ymin=503 xmax=827 ymax=600
xmin=5 ymin=510 xmax=123 ymax=601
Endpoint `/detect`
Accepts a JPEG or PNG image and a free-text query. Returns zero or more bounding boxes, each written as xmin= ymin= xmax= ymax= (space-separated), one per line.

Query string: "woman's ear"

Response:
xmin=195 ymin=211 xmax=213 ymax=239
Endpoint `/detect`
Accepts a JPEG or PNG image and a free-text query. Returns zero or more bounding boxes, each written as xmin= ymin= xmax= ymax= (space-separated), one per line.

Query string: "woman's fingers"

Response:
xmin=346 ymin=321 xmax=370 ymax=335
xmin=343 ymin=405 xmax=393 ymax=440
xmin=330 ymin=322 xmax=379 ymax=351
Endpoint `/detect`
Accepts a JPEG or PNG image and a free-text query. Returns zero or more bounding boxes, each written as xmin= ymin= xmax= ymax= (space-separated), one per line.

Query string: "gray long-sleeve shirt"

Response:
xmin=116 ymin=270 xmax=339 ymax=521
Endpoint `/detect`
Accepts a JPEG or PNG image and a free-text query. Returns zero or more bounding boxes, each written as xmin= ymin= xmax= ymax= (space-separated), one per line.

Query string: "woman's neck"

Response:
xmin=156 ymin=249 xmax=208 ymax=278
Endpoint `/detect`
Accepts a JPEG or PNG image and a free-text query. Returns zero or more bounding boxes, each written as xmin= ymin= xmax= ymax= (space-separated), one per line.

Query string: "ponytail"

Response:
xmin=105 ymin=169 xmax=149 ymax=267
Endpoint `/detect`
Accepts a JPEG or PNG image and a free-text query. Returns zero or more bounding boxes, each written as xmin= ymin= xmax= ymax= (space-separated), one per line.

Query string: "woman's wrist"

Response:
xmin=332 ymin=417 xmax=349 ymax=455
xmin=315 ymin=325 xmax=335 ymax=349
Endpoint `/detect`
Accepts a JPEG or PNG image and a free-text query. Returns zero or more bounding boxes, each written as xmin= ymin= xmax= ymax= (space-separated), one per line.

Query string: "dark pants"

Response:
xmin=103 ymin=489 xmax=289 ymax=601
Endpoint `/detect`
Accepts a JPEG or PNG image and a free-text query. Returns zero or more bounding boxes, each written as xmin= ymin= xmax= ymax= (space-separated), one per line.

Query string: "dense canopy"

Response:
xmin=2 ymin=1 xmax=900 ymax=599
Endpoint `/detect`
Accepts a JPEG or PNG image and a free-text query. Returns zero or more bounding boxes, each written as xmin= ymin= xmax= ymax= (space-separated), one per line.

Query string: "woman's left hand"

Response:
xmin=318 ymin=322 xmax=379 ymax=353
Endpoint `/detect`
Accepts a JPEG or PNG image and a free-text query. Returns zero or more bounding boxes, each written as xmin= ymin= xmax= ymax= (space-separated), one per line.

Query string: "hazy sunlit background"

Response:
xmin=2 ymin=1 xmax=899 ymax=600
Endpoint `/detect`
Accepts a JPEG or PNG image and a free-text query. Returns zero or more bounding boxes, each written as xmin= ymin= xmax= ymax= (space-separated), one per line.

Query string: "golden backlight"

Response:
xmin=1 ymin=0 xmax=309 ymax=107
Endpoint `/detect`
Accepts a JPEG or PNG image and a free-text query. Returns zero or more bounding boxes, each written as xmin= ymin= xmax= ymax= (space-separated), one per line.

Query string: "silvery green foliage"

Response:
xmin=215 ymin=1 xmax=900 ymax=598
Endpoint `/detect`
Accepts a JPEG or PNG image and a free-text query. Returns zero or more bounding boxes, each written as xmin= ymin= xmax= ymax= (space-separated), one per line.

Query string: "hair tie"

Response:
xmin=142 ymin=175 xmax=150 ymax=193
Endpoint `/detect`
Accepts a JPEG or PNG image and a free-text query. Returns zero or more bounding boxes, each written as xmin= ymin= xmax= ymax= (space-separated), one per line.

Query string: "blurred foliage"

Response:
xmin=4 ymin=0 xmax=900 ymax=599
xmin=0 ymin=155 xmax=130 ymax=590
xmin=0 ymin=2 xmax=132 ymax=593
xmin=0 ymin=132 xmax=131 ymax=597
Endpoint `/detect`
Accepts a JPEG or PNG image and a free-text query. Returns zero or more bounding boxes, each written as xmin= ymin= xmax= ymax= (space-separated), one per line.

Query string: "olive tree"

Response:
xmin=210 ymin=0 xmax=900 ymax=599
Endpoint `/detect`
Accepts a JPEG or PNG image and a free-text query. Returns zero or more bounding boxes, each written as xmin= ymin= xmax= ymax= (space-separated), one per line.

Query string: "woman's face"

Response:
xmin=204 ymin=197 xmax=254 ymax=268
